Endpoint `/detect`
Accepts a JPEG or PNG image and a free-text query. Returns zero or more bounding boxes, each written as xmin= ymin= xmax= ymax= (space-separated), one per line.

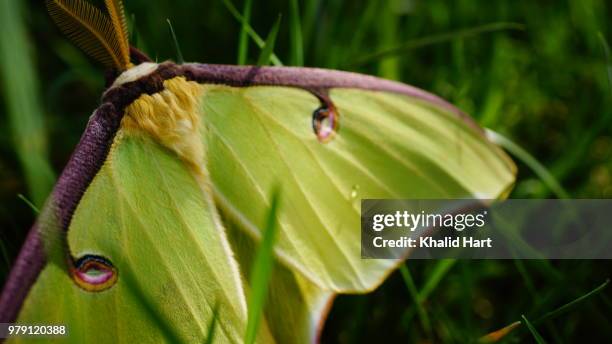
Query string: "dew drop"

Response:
xmin=71 ymin=255 xmax=118 ymax=292
xmin=312 ymin=105 xmax=339 ymax=143
xmin=350 ymin=184 xmax=360 ymax=199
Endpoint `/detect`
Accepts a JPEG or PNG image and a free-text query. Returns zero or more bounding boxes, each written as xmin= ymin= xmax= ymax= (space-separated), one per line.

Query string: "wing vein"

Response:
xmin=240 ymin=95 xmax=367 ymax=288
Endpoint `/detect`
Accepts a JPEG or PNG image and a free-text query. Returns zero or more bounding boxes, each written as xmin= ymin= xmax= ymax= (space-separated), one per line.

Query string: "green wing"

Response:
xmin=10 ymin=68 xmax=514 ymax=344
xmin=203 ymin=85 xmax=515 ymax=292
xmin=13 ymin=133 xmax=266 ymax=343
xmin=224 ymin=217 xmax=334 ymax=343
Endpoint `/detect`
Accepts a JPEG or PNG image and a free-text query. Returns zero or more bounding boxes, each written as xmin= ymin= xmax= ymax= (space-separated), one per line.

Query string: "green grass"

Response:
xmin=17 ymin=194 xmax=40 ymax=214
xmin=598 ymin=32 xmax=612 ymax=96
xmin=203 ymin=302 xmax=220 ymax=344
xmin=256 ymin=15 xmax=282 ymax=66
xmin=237 ymin=0 xmax=252 ymax=65
xmin=244 ymin=189 xmax=281 ymax=344
xmin=418 ymin=259 xmax=457 ymax=303
xmin=348 ymin=22 xmax=525 ymax=68
xmin=166 ymin=19 xmax=184 ymax=64
xmin=1 ymin=0 xmax=611 ymax=342
xmin=222 ymin=0 xmax=283 ymax=66
xmin=121 ymin=266 xmax=184 ymax=343
xmin=288 ymin=0 xmax=303 ymax=66
xmin=478 ymin=279 xmax=610 ymax=342
xmin=534 ymin=278 xmax=610 ymax=325
xmin=486 ymin=129 xmax=570 ymax=199
xmin=0 ymin=0 xmax=55 ymax=207
xmin=522 ymin=315 xmax=547 ymax=344
xmin=399 ymin=265 xmax=432 ymax=336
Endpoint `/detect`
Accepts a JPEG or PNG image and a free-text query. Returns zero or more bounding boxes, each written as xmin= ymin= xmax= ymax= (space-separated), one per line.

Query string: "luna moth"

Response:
xmin=0 ymin=0 xmax=515 ymax=343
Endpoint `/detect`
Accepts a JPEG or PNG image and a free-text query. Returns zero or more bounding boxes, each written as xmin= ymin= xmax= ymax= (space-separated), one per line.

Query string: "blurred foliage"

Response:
xmin=0 ymin=0 xmax=611 ymax=342
xmin=0 ymin=0 xmax=55 ymax=209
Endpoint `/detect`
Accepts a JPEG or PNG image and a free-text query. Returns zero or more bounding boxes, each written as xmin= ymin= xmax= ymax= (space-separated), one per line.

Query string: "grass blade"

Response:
xmin=534 ymin=279 xmax=609 ymax=324
xmin=376 ymin=2 xmax=400 ymax=80
xmin=17 ymin=194 xmax=40 ymax=214
xmin=166 ymin=19 xmax=184 ymax=64
xmin=121 ymin=266 xmax=184 ymax=343
xmin=546 ymin=33 xmax=612 ymax=185
xmin=348 ymin=22 xmax=524 ymax=67
xmin=0 ymin=0 xmax=55 ymax=207
xmin=486 ymin=129 xmax=570 ymax=198
xmin=237 ymin=0 xmax=253 ymax=65
xmin=256 ymin=15 xmax=281 ymax=66
xmin=244 ymin=189 xmax=281 ymax=344
xmin=399 ymin=265 xmax=431 ymax=335
xmin=521 ymin=315 xmax=547 ymax=344
xmin=289 ymin=0 xmax=303 ymax=66
xmin=129 ymin=13 xmax=138 ymax=48
xmin=301 ymin=0 xmax=319 ymax=51
xmin=346 ymin=1 xmax=378 ymax=60
xmin=221 ymin=0 xmax=283 ymax=66
xmin=418 ymin=259 xmax=456 ymax=302
xmin=203 ymin=302 xmax=220 ymax=344
xmin=598 ymin=32 xmax=612 ymax=96
xmin=489 ymin=280 xmax=612 ymax=343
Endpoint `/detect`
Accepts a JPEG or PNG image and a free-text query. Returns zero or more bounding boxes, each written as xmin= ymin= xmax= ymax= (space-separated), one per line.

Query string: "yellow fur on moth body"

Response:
xmin=120 ymin=74 xmax=207 ymax=178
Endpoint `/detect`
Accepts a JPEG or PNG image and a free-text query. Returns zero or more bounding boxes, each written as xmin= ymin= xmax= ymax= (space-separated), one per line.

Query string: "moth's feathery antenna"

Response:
xmin=46 ymin=0 xmax=131 ymax=70
xmin=104 ymin=0 xmax=130 ymax=66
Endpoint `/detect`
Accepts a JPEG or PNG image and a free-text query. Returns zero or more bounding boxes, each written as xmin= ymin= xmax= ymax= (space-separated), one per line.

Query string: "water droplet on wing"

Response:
xmin=350 ymin=184 xmax=360 ymax=199
xmin=312 ymin=105 xmax=339 ymax=142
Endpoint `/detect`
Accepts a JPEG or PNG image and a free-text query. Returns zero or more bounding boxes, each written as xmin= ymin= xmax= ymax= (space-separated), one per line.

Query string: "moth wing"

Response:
xmin=203 ymin=84 xmax=515 ymax=293
xmin=12 ymin=133 xmax=266 ymax=343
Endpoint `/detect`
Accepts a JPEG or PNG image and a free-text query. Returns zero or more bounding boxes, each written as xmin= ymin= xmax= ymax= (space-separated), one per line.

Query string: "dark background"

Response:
xmin=1 ymin=0 xmax=611 ymax=342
